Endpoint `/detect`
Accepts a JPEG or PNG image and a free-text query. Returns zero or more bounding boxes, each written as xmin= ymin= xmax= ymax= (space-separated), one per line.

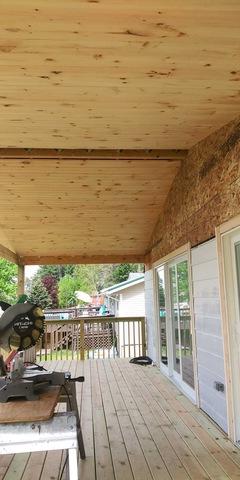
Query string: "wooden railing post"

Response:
xmin=80 ymin=318 xmax=85 ymax=360
xmin=141 ymin=318 xmax=147 ymax=356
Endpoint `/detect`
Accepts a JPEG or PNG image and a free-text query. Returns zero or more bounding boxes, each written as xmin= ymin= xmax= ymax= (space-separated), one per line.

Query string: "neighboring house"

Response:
xmin=101 ymin=273 xmax=145 ymax=317
xmin=101 ymin=273 xmax=145 ymax=358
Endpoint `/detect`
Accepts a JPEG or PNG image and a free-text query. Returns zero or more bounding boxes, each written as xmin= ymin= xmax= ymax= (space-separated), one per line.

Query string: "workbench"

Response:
xmin=0 ymin=384 xmax=85 ymax=480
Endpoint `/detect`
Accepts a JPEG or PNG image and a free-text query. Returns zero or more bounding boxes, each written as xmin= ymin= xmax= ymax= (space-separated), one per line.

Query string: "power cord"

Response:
xmin=59 ymin=453 xmax=68 ymax=480
xmin=62 ymin=383 xmax=72 ymax=410
xmin=24 ymin=361 xmax=47 ymax=371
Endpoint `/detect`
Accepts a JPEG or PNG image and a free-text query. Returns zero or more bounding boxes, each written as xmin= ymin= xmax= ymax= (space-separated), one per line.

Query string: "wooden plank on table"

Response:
xmin=97 ymin=360 xmax=134 ymax=480
xmin=0 ymin=386 xmax=61 ymax=423
xmin=104 ymin=359 xmax=153 ymax=480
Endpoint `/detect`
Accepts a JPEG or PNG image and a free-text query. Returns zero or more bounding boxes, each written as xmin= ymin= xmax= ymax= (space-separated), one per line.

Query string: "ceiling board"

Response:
xmin=0 ymin=159 xmax=180 ymax=259
xmin=0 ymin=0 xmax=239 ymax=149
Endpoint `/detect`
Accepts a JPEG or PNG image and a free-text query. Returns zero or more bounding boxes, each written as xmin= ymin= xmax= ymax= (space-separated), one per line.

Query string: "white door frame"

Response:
xmin=154 ymin=246 xmax=197 ymax=403
xmin=217 ymin=222 xmax=240 ymax=441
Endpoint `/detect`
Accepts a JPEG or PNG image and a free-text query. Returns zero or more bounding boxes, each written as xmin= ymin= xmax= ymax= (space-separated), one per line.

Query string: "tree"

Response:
xmin=74 ymin=264 xmax=113 ymax=293
xmin=42 ymin=275 xmax=58 ymax=308
xmin=0 ymin=259 xmax=17 ymax=304
xmin=37 ymin=265 xmax=75 ymax=283
xmin=111 ymin=264 xmax=144 ymax=285
xmin=177 ymin=261 xmax=189 ymax=303
xmin=58 ymin=275 xmax=80 ymax=308
xmin=28 ymin=277 xmax=52 ymax=309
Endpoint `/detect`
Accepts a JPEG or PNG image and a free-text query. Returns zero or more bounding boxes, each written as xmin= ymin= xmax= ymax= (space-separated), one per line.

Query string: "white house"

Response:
xmin=101 ymin=273 xmax=145 ymax=358
xmin=101 ymin=273 xmax=145 ymax=317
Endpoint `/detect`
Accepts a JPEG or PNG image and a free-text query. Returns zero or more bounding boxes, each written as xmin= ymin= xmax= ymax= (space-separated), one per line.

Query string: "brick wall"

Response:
xmin=149 ymin=116 xmax=240 ymax=264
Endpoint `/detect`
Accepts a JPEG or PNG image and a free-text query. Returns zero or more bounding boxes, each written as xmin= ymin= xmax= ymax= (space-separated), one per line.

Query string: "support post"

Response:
xmin=141 ymin=318 xmax=147 ymax=356
xmin=17 ymin=264 xmax=25 ymax=296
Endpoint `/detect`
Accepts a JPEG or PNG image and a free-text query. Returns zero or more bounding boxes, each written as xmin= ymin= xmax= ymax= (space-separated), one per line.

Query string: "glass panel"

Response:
xmin=177 ymin=260 xmax=194 ymax=389
xmin=157 ymin=267 xmax=168 ymax=365
xmin=169 ymin=265 xmax=180 ymax=373
xmin=235 ymin=242 xmax=240 ymax=309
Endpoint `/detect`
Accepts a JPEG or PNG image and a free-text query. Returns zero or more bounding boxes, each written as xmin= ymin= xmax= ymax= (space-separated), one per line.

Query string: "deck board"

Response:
xmin=1 ymin=359 xmax=240 ymax=480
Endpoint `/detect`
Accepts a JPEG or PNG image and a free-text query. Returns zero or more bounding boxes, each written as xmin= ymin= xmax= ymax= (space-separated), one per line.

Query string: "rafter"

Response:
xmin=19 ymin=254 xmax=146 ymax=266
xmin=0 ymin=148 xmax=188 ymax=161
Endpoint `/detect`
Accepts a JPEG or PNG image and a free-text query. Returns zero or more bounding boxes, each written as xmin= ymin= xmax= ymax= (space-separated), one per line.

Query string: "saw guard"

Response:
xmin=0 ymin=302 xmax=45 ymax=352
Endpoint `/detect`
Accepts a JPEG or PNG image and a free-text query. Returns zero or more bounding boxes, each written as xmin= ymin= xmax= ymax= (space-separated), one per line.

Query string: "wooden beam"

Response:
xmin=0 ymin=244 xmax=17 ymax=264
xmin=0 ymin=148 xmax=188 ymax=161
xmin=17 ymin=265 xmax=25 ymax=296
xmin=19 ymin=254 xmax=146 ymax=265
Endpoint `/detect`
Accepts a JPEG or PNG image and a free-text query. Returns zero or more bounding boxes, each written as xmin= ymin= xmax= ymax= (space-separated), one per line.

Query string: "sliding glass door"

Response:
xmin=157 ymin=266 xmax=168 ymax=368
xmin=169 ymin=257 xmax=194 ymax=390
xmin=156 ymin=254 xmax=195 ymax=398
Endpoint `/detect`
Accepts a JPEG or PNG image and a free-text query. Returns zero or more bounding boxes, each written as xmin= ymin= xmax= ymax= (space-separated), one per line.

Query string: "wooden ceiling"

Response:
xmin=0 ymin=1 xmax=239 ymax=150
xmin=0 ymin=157 xmax=180 ymax=263
xmin=0 ymin=2 xmax=239 ymax=264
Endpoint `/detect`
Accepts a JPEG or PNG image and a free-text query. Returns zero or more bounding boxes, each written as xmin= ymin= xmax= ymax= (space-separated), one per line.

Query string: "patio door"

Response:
xmin=168 ymin=256 xmax=195 ymax=397
xmin=156 ymin=266 xmax=169 ymax=371
xmin=222 ymin=228 xmax=240 ymax=441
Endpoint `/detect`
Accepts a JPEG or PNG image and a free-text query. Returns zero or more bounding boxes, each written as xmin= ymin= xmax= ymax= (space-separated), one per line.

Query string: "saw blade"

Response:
xmin=9 ymin=305 xmax=45 ymax=351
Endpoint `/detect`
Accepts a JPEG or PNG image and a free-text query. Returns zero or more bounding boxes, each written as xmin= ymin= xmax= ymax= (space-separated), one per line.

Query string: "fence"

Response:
xmin=36 ymin=316 xmax=146 ymax=361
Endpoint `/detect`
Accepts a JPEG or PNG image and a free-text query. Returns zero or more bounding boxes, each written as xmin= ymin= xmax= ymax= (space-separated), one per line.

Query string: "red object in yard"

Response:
xmin=5 ymin=350 xmax=17 ymax=370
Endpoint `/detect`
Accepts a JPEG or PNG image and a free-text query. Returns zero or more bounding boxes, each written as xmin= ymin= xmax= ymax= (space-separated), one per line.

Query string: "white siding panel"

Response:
xmin=194 ymin=297 xmax=221 ymax=317
xmin=196 ymin=350 xmax=225 ymax=378
xmin=191 ymin=240 xmax=217 ymax=265
xmin=193 ymin=278 xmax=219 ymax=299
xmin=192 ymin=239 xmax=228 ymax=432
xmin=196 ymin=331 xmax=224 ymax=358
xmin=192 ymin=259 xmax=219 ymax=282
xmin=194 ymin=314 xmax=223 ymax=337
xmin=118 ymin=283 xmax=145 ymax=317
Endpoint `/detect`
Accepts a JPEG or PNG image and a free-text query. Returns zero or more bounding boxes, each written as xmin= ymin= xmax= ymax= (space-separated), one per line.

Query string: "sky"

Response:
xmin=25 ymin=265 xmax=39 ymax=280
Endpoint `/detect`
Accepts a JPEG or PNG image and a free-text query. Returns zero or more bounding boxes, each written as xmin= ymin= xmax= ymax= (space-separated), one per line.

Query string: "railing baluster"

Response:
xmin=60 ymin=324 xmax=63 ymax=361
xmin=138 ymin=320 xmax=141 ymax=356
xmin=141 ymin=317 xmax=146 ymax=356
xmin=66 ymin=323 xmax=69 ymax=361
xmin=71 ymin=323 xmax=73 ymax=360
xmin=133 ymin=321 xmax=136 ymax=358
xmin=44 ymin=325 xmax=48 ymax=361
xmin=80 ymin=318 xmax=84 ymax=360
xmin=122 ymin=321 xmax=125 ymax=358
xmin=128 ymin=321 xmax=130 ymax=358
xmin=50 ymin=324 xmax=53 ymax=361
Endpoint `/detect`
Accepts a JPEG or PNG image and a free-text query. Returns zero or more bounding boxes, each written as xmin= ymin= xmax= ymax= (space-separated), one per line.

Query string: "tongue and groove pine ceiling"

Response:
xmin=0 ymin=1 xmax=239 ymax=263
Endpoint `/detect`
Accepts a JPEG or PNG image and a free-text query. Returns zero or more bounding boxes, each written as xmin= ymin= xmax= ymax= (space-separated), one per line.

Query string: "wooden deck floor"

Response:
xmin=1 ymin=359 xmax=240 ymax=480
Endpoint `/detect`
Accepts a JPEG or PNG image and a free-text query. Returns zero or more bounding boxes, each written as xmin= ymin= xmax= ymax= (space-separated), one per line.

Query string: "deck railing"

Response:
xmin=36 ymin=316 xmax=146 ymax=361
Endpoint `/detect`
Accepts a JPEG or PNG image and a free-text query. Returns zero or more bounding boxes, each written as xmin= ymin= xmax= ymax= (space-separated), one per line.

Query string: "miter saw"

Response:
xmin=0 ymin=299 xmax=84 ymax=403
